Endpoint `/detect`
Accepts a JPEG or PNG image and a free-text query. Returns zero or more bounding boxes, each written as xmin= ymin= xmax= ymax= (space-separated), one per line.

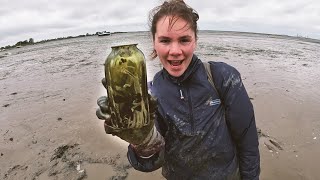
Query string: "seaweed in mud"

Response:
xmin=50 ymin=144 xmax=79 ymax=161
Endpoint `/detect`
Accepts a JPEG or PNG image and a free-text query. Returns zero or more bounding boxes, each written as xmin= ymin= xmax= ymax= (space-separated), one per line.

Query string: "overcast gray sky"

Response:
xmin=1 ymin=0 xmax=319 ymax=47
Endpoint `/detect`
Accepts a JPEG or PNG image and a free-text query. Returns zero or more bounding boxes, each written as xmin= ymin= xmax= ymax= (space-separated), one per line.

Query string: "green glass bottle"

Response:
xmin=104 ymin=44 xmax=153 ymax=144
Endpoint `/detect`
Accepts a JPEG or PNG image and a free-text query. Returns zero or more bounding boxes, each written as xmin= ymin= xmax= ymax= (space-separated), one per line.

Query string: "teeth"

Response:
xmin=169 ymin=60 xmax=183 ymax=66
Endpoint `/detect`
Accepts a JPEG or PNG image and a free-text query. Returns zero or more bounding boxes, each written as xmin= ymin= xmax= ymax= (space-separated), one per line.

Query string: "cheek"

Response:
xmin=154 ymin=43 xmax=168 ymax=57
xmin=186 ymin=42 xmax=196 ymax=54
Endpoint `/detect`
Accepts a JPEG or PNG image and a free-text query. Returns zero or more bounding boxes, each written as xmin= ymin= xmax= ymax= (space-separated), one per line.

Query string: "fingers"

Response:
xmin=101 ymin=78 xmax=107 ymax=89
xmin=98 ymin=78 xmax=121 ymax=135
xmin=96 ymin=96 xmax=112 ymax=124
xmin=96 ymin=108 xmax=111 ymax=120
xmin=97 ymin=96 xmax=110 ymax=114
xmin=96 ymin=108 xmax=117 ymax=135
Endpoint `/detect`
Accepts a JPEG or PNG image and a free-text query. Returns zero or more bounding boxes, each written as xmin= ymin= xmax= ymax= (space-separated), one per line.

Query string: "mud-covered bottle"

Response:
xmin=104 ymin=44 xmax=153 ymax=144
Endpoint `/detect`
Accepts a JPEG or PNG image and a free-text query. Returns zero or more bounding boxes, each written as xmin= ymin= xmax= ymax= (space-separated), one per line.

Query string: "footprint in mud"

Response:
xmin=257 ymin=128 xmax=284 ymax=152
xmin=33 ymin=143 xmax=133 ymax=180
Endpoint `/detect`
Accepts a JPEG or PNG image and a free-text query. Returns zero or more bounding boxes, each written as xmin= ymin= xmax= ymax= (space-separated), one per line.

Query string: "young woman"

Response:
xmin=97 ymin=0 xmax=260 ymax=179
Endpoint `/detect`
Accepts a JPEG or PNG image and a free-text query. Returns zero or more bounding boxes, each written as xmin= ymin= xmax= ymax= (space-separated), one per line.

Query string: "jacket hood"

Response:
xmin=163 ymin=54 xmax=202 ymax=84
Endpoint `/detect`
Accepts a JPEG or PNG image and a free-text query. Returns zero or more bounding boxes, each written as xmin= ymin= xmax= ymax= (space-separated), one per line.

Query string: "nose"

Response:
xmin=169 ymin=42 xmax=182 ymax=56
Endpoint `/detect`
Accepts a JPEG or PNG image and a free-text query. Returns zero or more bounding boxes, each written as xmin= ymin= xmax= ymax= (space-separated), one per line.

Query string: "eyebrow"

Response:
xmin=157 ymin=35 xmax=192 ymax=39
xmin=179 ymin=35 xmax=192 ymax=39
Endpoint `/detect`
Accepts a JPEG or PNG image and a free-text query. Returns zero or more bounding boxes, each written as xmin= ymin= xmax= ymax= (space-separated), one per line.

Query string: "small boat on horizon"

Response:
xmin=97 ymin=31 xmax=111 ymax=36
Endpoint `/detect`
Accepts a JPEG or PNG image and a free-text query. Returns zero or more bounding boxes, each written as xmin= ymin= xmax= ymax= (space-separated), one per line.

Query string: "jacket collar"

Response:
xmin=162 ymin=54 xmax=202 ymax=84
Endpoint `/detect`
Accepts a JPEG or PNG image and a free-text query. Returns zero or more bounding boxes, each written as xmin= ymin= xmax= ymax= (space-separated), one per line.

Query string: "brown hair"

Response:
xmin=149 ymin=0 xmax=199 ymax=59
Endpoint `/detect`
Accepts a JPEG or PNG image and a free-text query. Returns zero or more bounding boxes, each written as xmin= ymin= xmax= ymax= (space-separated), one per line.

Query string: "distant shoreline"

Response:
xmin=1 ymin=30 xmax=319 ymax=51
xmin=200 ymin=30 xmax=320 ymax=44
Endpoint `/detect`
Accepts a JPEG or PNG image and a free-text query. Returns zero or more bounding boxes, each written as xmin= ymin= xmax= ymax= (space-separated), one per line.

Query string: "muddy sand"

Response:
xmin=1 ymin=31 xmax=320 ymax=180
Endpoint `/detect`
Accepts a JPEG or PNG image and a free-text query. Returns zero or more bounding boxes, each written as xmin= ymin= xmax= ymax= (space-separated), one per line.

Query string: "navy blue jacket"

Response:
xmin=127 ymin=55 xmax=260 ymax=180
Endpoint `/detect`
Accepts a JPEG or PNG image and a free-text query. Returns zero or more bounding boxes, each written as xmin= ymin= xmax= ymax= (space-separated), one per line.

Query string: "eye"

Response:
xmin=180 ymin=38 xmax=191 ymax=44
xmin=159 ymin=39 xmax=170 ymax=44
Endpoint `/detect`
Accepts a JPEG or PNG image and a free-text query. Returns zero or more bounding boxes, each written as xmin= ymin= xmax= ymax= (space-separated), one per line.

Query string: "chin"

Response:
xmin=167 ymin=69 xmax=185 ymax=77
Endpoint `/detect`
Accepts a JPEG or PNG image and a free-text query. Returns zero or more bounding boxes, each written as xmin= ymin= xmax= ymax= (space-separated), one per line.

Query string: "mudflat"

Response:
xmin=1 ymin=31 xmax=320 ymax=180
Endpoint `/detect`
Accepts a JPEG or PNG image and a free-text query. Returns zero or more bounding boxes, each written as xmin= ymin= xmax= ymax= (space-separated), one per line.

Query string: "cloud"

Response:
xmin=1 ymin=0 xmax=320 ymax=47
xmin=189 ymin=0 xmax=320 ymax=37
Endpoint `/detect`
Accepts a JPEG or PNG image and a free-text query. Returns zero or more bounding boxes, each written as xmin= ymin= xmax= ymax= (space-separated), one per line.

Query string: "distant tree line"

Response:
xmin=1 ymin=31 xmax=130 ymax=51
xmin=0 ymin=38 xmax=34 ymax=50
xmin=16 ymin=38 xmax=34 ymax=46
xmin=1 ymin=38 xmax=35 ymax=50
xmin=0 ymin=32 xmax=97 ymax=51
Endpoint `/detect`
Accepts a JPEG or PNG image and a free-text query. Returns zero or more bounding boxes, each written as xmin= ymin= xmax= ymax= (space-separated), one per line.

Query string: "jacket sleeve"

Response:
xmin=127 ymin=111 xmax=166 ymax=172
xmin=211 ymin=62 xmax=260 ymax=180
xmin=126 ymin=81 xmax=167 ymax=172
xmin=127 ymin=145 xmax=164 ymax=172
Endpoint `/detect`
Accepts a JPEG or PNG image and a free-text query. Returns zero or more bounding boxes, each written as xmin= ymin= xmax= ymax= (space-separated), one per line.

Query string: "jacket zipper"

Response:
xmin=179 ymin=89 xmax=184 ymax=99
xmin=179 ymin=83 xmax=194 ymax=133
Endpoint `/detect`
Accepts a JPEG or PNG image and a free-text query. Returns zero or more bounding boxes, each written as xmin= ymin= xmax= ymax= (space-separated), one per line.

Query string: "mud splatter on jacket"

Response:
xmin=127 ymin=55 xmax=260 ymax=180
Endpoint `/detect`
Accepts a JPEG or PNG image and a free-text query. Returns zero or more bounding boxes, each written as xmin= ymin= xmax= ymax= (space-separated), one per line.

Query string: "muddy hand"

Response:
xmin=96 ymin=78 xmax=109 ymax=120
xmin=129 ymin=94 xmax=165 ymax=157
xmin=96 ymin=78 xmax=119 ymax=134
xmin=96 ymin=96 xmax=110 ymax=120
xmin=96 ymin=96 xmax=120 ymax=135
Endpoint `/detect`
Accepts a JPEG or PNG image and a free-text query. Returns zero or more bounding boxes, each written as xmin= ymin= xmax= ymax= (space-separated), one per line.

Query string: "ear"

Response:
xmin=151 ymin=49 xmax=157 ymax=58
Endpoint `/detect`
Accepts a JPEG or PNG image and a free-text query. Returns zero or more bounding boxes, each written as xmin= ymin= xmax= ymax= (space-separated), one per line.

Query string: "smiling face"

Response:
xmin=154 ymin=16 xmax=196 ymax=77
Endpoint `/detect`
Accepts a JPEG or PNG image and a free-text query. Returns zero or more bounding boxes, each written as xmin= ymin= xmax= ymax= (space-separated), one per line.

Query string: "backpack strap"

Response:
xmin=203 ymin=62 xmax=219 ymax=97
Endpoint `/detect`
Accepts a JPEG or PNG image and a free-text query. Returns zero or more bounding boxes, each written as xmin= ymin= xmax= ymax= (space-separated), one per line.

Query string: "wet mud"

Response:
xmin=1 ymin=31 xmax=320 ymax=179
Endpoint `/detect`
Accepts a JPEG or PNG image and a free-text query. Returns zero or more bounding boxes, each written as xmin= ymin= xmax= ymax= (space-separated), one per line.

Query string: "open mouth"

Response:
xmin=168 ymin=60 xmax=184 ymax=66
